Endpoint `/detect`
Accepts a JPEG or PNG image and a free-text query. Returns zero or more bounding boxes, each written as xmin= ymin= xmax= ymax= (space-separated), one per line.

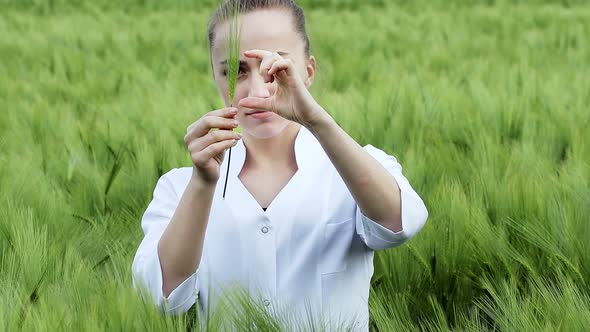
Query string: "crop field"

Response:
xmin=1 ymin=0 xmax=589 ymax=331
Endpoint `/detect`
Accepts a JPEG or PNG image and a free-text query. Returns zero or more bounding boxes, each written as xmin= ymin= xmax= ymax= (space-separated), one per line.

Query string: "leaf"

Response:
xmin=224 ymin=0 xmax=242 ymax=106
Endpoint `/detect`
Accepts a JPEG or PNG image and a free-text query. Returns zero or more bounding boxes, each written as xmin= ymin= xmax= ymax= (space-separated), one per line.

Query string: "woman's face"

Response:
xmin=211 ymin=8 xmax=314 ymax=139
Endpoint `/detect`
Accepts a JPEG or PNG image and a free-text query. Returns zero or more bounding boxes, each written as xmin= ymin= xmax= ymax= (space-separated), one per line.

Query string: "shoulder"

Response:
xmin=166 ymin=166 xmax=193 ymax=181
xmin=154 ymin=167 xmax=194 ymax=198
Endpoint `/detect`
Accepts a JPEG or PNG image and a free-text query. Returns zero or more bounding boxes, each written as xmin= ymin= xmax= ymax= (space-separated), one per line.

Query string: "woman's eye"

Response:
xmin=222 ymin=68 xmax=247 ymax=76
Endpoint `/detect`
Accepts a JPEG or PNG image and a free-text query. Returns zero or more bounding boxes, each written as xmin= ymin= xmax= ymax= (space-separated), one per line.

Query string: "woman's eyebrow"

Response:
xmin=218 ymin=51 xmax=290 ymax=65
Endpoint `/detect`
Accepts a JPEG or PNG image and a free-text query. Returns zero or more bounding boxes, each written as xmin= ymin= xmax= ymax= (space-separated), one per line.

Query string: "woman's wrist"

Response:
xmin=190 ymin=169 xmax=218 ymax=189
xmin=304 ymin=106 xmax=334 ymax=135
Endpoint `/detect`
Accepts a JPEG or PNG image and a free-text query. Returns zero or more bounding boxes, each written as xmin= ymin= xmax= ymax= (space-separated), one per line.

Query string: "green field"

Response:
xmin=1 ymin=1 xmax=589 ymax=331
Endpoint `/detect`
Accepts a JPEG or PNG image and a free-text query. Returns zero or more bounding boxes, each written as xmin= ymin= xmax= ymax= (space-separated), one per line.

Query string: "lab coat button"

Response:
xmin=261 ymin=226 xmax=269 ymax=234
xmin=263 ymin=299 xmax=270 ymax=307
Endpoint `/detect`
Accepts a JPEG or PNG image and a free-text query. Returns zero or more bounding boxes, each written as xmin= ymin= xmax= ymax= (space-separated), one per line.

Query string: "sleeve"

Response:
xmin=355 ymin=144 xmax=429 ymax=251
xmin=131 ymin=168 xmax=199 ymax=315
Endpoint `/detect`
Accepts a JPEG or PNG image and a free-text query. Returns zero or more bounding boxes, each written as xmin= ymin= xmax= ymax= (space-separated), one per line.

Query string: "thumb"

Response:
xmin=238 ymin=96 xmax=274 ymax=112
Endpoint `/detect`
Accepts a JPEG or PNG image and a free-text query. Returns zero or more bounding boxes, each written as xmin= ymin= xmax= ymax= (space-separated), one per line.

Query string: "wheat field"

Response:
xmin=1 ymin=1 xmax=589 ymax=331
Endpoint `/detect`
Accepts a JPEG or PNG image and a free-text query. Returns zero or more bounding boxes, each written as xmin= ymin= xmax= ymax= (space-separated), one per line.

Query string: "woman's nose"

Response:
xmin=248 ymin=72 xmax=272 ymax=99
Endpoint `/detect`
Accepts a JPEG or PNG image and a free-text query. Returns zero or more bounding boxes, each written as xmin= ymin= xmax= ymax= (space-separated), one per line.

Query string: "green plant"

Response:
xmin=221 ymin=0 xmax=242 ymax=199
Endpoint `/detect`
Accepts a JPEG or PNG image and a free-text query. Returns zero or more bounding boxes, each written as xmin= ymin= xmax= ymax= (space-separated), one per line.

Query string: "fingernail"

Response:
xmin=230 ymin=107 xmax=238 ymax=113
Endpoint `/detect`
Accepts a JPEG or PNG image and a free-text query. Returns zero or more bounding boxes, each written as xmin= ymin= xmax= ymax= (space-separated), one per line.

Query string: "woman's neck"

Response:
xmin=241 ymin=122 xmax=301 ymax=171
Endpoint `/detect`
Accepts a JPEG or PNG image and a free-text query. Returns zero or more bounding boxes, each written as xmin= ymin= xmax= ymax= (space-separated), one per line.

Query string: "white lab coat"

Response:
xmin=132 ymin=125 xmax=428 ymax=331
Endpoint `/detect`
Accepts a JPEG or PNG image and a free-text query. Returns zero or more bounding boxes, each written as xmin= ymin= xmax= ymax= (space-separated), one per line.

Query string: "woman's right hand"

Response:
xmin=184 ymin=107 xmax=242 ymax=185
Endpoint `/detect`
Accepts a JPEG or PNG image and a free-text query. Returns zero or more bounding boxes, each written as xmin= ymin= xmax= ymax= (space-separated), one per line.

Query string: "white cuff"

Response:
xmin=355 ymin=163 xmax=428 ymax=251
xmin=132 ymin=244 xmax=199 ymax=315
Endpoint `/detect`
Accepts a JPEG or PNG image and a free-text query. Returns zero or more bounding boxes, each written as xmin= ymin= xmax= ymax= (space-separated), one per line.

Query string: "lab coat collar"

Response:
xmin=220 ymin=124 xmax=323 ymax=212
xmin=228 ymin=124 xmax=318 ymax=178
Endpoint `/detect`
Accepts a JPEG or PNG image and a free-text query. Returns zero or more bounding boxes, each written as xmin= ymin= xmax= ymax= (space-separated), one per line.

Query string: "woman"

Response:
xmin=132 ymin=0 xmax=428 ymax=330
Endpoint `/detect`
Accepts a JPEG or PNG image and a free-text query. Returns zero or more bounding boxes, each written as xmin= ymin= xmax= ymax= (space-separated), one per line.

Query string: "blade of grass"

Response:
xmin=222 ymin=0 xmax=242 ymax=200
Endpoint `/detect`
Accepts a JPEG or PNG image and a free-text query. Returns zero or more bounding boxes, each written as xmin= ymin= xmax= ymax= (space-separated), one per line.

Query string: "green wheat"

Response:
xmin=224 ymin=0 xmax=242 ymax=106
xmin=1 ymin=1 xmax=589 ymax=331
xmin=220 ymin=0 xmax=242 ymax=201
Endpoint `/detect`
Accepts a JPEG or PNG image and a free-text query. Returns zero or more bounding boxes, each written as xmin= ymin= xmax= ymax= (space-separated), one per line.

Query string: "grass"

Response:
xmin=1 ymin=0 xmax=589 ymax=331
xmin=219 ymin=0 xmax=242 ymax=199
xmin=223 ymin=0 xmax=242 ymax=105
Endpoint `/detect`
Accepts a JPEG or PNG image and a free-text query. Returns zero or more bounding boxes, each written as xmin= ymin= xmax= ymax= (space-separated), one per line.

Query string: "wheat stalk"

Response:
xmin=225 ymin=0 xmax=241 ymax=105
xmin=222 ymin=0 xmax=242 ymax=200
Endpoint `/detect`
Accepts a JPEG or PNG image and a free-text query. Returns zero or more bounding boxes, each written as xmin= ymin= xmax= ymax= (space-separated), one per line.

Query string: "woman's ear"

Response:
xmin=304 ymin=55 xmax=316 ymax=89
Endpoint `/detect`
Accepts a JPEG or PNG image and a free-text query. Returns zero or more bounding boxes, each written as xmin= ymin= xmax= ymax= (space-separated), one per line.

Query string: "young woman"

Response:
xmin=132 ymin=0 xmax=428 ymax=330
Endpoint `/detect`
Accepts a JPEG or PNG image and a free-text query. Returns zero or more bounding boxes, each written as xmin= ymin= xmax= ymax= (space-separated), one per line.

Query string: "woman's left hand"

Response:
xmin=237 ymin=49 xmax=324 ymax=128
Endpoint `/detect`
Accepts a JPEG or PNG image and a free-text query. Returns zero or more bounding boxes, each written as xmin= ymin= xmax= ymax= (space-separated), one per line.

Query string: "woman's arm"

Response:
xmin=306 ymin=110 xmax=403 ymax=233
xmin=235 ymin=49 xmax=421 ymax=235
xmin=158 ymin=175 xmax=215 ymax=297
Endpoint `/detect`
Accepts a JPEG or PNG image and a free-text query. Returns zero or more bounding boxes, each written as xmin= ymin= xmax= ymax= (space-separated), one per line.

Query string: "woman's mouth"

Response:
xmin=246 ymin=110 xmax=273 ymax=120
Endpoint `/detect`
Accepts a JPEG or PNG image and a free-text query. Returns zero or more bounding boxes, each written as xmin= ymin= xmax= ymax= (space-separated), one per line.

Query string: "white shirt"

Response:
xmin=132 ymin=125 xmax=428 ymax=331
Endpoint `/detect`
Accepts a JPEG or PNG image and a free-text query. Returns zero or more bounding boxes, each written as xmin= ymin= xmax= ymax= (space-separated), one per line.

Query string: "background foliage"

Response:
xmin=1 ymin=0 xmax=589 ymax=330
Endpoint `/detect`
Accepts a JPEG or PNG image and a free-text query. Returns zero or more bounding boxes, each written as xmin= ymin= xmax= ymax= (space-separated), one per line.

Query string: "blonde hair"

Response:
xmin=207 ymin=0 xmax=311 ymax=66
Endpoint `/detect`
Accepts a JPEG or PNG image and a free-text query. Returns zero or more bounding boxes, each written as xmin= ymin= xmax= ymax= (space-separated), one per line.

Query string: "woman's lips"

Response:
xmin=247 ymin=110 xmax=273 ymax=119
xmin=246 ymin=109 xmax=269 ymax=115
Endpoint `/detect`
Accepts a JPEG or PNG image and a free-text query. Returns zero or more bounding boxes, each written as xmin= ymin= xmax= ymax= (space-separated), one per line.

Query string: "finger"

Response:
xmin=186 ymin=107 xmax=237 ymax=133
xmin=238 ymin=96 xmax=274 ymax=112
xmin=191 ymin=115 xmax=238 ymax=139
xmin=184 ymin=116 xmax=239 ymax=146
xmin=267 ymin=58 xmax=294 ymax=78
xmin=259 ymin=52 xmax=282 ymax=82
xmin=188 ymin=129 xmax=242 ymax=153
xmin=207 ymin=107 xmax=239 ymax=118
xmin=244 ymin=49 xmax=273 ymax=60
xmin=192 ymin=139 xmax=238 ymax=166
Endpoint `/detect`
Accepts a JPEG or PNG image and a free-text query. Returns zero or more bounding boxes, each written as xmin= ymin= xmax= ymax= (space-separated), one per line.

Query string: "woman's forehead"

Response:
xmin=212 ymin=8 xmax=301 ymax=61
